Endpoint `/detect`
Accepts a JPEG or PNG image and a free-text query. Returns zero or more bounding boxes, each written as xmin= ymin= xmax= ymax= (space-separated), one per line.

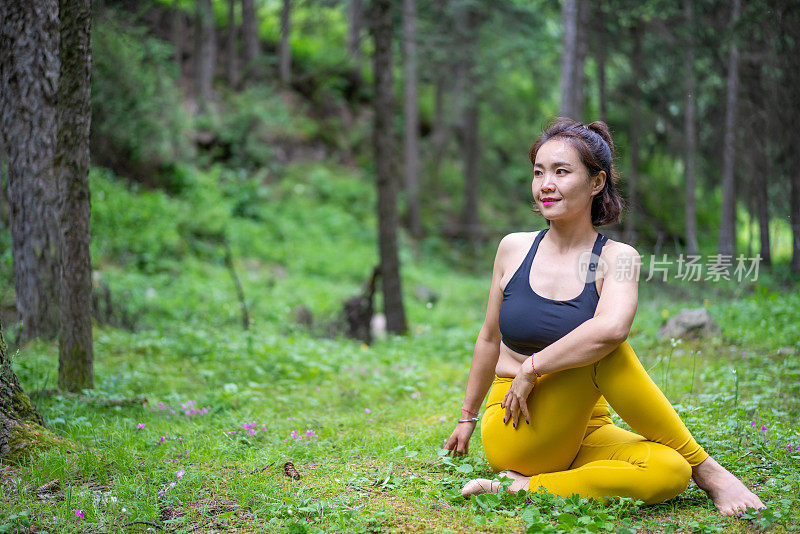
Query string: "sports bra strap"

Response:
xmin=585 ymin=233 xmax=608 ymax=285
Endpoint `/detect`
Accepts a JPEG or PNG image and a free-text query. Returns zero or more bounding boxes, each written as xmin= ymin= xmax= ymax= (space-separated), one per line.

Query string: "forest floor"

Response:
xmin=2 ymin=276 xmax=799 ymax=533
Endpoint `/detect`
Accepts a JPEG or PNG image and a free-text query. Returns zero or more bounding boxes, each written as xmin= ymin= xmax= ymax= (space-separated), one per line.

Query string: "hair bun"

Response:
xmin=586 ymin=121 xmax=615 ymax=155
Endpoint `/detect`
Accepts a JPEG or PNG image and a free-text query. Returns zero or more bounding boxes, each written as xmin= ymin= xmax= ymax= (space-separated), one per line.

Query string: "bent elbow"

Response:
xmin=607 ymin=322 xmax=631 ymax=345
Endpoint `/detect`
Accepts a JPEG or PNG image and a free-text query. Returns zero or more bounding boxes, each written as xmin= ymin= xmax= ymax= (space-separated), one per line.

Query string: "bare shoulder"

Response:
xmin=601 ymin=239 xmax=641 ymax=261
xmin=598 ymin=238 xmax=642 ymax=278
xmin=498 ymin=231 xmax=541 ymax=254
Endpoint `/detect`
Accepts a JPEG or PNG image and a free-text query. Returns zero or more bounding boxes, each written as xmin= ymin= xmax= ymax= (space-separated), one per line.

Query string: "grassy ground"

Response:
xmin=1 ymin=166 xmax=799 ymax=533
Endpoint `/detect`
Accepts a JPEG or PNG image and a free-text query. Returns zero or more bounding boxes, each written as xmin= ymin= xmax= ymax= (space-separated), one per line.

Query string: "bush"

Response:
xmin=91 ymin=9 xmax=193 ymax=191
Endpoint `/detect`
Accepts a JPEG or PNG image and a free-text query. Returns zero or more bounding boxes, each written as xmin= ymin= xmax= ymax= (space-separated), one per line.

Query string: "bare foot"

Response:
xmin=692 ymin=456 xmax=766 ymax=517
xmin=461 ymin=470 xmax=530 ymax=498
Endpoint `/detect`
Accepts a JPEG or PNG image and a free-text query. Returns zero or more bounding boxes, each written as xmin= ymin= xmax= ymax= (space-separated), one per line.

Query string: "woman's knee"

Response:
xmin=644 ymin=446 xmax=692 ymax=503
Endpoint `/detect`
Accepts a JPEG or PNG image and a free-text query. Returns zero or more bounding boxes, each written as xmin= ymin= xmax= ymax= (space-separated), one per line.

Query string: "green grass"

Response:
xmin=1 ymin=166 xmax=799 ymax=533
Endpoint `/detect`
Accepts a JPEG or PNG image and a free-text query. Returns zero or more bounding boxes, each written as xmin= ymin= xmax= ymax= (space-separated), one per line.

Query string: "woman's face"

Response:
xmin=532 ymin=138 xmax=605 ymax=222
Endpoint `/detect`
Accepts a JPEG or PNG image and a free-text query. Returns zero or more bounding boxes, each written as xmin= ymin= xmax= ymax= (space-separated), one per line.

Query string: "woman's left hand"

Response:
xmin=501 ymin=370 xmax=536 ymax=428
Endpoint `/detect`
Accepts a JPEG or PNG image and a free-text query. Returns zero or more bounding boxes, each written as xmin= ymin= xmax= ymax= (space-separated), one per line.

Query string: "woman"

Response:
xmin=444 ymin=118 xmax=764 ymax=517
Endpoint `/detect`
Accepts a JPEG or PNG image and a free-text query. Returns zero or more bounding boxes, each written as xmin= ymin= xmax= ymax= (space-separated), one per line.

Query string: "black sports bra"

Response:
xmin=498 ymin=228 xmax=609 ymax=356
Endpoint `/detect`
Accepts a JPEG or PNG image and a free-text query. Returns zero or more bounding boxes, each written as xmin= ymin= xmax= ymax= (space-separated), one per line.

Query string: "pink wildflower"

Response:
xmin=364 ymin=408 xmax=371 ymax=414
xmin=158 ymin=436 xmax=166 ymax=443
xmin=750 ymin=421 xmax=757 ymax=426
xmin=136 ymin=423 xmax=145 ymax=430
xmin=74 ymin=510 xmax=84 ymax=519
xmin=761 ymin=425 xmax=768 ymax=432
xmin=305 ymin=430 xmax=316 ymax=438
xmin=291 ymin=430 xmax=299 ymax=439
xmin=176 ymin=470 xmax=185 ymax=478
xmin=249 ymin=429 xmax=257 ymax=435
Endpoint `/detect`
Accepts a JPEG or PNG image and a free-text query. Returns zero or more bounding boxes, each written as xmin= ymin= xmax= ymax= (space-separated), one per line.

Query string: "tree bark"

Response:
xmin=56 ymin=0 xmax=94 ymax=392
xmin=279 ymin=0 xmax=291 ymax=87
xmin=718 ymin=0 xmax=740 ymax=257
xmin=683 ymin=0 xmax=699 ymax=256
xmin=172 ymin=0 xmax=184 ymax=70
xmin=792 ymin=168 xmax=800 ymax=273
xmin=455 ymin=2 xmax=481 ymax=245
xmin=241 ymin=0 xmax=260 ymax=81
xmin=226 ymin=0 xmax=238 ymax=88
xmin=370 ymin=0 xmax=408 ymax=335
xmin=348 ymin=0 xmax=363 ymax=63
xmin=195 ymin=0 xmax=216 ymax=108
xmin=624 ymin=24 xmax=642 ymax=244
xmin=595 ymin=3 xmax=607 ymax=122
xmin=0 ymin=319 xmax=49 ymax=460
xmin=573 ymin=0 xmax=588 ymax=120
xmin=402 ymin=0 xmax=422 ymax=238
xmin=558 ymin=0 xmax=580 ymax=119
xmin=0 ymin=0 xmax=62 ymax=343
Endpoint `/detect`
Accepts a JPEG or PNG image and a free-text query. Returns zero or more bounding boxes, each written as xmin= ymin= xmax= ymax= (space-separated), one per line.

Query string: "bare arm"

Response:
xmin=529 ymin=242 xmax=642 ymax=375
xmin=444 ymin=235 xmax=511 ymax=455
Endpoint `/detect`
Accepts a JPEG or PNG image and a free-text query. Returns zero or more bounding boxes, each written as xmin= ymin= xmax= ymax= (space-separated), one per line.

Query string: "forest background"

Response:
xmin=0 ymin=0 xmax=799 ymax=533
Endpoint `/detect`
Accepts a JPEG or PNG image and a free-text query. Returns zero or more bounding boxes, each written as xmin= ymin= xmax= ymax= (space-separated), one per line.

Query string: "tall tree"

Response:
xmin=455 ymin=1 xmax=481 ymax=245
xmin=558 ymin=0 xmax=581 ymax=119
xmin=279 ymin=0 xmax=291 ymax=87
xmin=227 ymin=0 xmax=238 ymax=88
xmin=717 ymin=0 xmax=740 ymax=257
xmin=683 ymin=0 xmax=699 ymax=256
xmin=172 ymin=0 xmax=185 ymax=69
xmin=594 ymin=3 xmax=607 ymax=122
xmin=402 ymin=0 xmax=422 ymax=238
xmin=195 ymin=0 xmax=217 ymax=108
xmin=241 ymin=0 xmax=260 ymax=81
xmin=348 ymin=0 xmax=363 ymax=63
xmin=0 ymin=0 xmax=62 ymax=342
xmin=370 ymin=0 xmax=408 ymax=335
xmin=624 ymin=23 xmax=642 ymax=244
xmin=56 ymin=0 xmax=94 ymax=392
xmin=0 ymin=320 xmax=49 ymax=460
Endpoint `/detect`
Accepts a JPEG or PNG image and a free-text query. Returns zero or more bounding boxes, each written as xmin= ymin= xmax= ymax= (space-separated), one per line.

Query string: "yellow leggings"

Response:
xmin=481 ymin=341 xmax=709 ymax=504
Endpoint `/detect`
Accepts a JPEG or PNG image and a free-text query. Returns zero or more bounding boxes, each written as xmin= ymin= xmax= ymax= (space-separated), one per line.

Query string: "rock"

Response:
xmin=658 ymin=308 xmax=721 ymax=340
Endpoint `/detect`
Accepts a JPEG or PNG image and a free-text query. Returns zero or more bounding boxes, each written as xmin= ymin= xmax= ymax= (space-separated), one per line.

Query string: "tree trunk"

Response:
xmin=56 ymin=0 xmax=94 ymax=393
xmin=683 ymin=0 xmax=699 ymax=256
xmin=455 ymin=3 xmax=481 ymax=245
xmin=624 ymin=24 xmax=642 ymax=244
xmin=348 ymin=0 xmax=363 ymax=63
xmin=241 ymin=0 xmax=260 ymax=81
xmin=0 ymin=319 xmax=49 ymax=460
xmin=172 ymin=0 xmax=184 ymax=70
xmin=226 ymin=0 xmax=238 ymax=88
xmin=792 ymin=168 xmax=800 ymax=273
xmin=279 ymin=0 xmax=291 ymax=87
xmin=573 ymin=0 xmax=588 ymax=120
xmin=558 ymin=0 xmax=579 ymax=119
xmin=718 ymin=0 xmax=740 ymax=257
xmin=195 ymin=0 xmax=216 ymax=108
xmin=595 ymin=3 xmax=607 ymax=122
xmin=0 ymin=0 xmax=62 ymax=343
xmin=402 ymin=0 xmax=422 ymax=238
xmin=370 ymin=0 xmax=408 ymax=335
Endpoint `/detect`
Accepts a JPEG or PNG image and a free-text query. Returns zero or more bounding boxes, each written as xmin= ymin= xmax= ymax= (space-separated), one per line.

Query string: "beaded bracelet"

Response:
xmin=461 ymin=406 xmax=479 ymax=416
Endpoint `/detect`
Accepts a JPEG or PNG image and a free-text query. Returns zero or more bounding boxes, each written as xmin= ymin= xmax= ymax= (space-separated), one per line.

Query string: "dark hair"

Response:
xmin=528 ymin=117 xmax=624 ymax=226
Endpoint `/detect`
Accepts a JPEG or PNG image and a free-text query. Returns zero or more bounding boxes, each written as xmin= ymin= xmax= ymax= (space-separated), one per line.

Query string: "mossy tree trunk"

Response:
xmin=0 ymin=320 xmax=50 ymax=460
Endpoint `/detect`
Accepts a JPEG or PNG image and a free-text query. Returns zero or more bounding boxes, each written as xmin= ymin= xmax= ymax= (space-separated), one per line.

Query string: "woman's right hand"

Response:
xmin=444 ymin=421 xmax=477 ymax=456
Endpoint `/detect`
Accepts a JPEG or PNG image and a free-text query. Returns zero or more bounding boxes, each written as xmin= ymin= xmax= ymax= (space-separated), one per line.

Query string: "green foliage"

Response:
xmin=91 ymin=9 xmax=193 ymax=191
